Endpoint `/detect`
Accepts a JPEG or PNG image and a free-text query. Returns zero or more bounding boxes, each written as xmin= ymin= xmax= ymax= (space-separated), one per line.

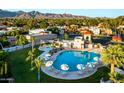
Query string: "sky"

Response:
xmin=8 ymin=9 xmax=124 ymax=18
xmin=1 ymin=0 xmax=124 ymax=17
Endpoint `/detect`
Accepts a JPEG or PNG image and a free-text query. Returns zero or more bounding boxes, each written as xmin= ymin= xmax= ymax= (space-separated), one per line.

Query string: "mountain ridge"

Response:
xmin=0 ymin=9 xmax=89 ymax=19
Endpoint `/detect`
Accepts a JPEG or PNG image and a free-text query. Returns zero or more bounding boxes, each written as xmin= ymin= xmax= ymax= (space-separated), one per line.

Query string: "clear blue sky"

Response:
xmin=9 ymin=9 xmax=124 ymax=18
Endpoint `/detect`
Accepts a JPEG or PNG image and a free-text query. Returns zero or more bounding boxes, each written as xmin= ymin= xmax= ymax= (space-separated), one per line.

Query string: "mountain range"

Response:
xmin=0 ymin=9 xmax=88 ymax=19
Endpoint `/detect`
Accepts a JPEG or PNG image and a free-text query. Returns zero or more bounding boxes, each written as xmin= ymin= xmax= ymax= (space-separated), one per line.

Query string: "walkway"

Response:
xmin=40 ymin=48 xmax=103 ymax=80
xmin=41 ymin=63 xmax=103 ymax=80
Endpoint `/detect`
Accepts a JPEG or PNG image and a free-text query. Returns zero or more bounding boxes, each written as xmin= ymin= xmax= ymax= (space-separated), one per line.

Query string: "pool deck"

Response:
xmin=39 ymin=47 xmax=103 ymax=80
xmin=41 ymin=63 xmax=103 ymax=80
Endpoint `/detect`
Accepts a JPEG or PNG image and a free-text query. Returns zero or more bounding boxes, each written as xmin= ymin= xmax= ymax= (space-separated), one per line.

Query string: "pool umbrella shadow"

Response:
xmin=60 ymin=64 xmax=69 ymax=77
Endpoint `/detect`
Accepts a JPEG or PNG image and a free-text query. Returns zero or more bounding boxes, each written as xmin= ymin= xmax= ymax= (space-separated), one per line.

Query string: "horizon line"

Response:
xmin=1 ymin=9 xmax=124 ymax=18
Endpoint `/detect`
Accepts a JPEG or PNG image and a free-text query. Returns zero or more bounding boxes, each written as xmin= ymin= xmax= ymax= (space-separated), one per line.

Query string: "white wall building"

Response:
xmin=29 ymin=29 xmax=52 ymax=34
xmin=61 ymin=36 xmax=84 ymax=49
xmin=29 ymin=29 xmax=46 ymax=34
xmin=7 ymin=27 xmax=18 ymax=31
xmin=89 ymin=26 xmax=100 ymax=35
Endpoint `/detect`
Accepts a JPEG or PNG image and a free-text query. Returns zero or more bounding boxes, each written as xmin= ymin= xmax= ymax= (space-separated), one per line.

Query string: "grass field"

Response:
xmin=9 ymin=46 xmax=110 ymax=83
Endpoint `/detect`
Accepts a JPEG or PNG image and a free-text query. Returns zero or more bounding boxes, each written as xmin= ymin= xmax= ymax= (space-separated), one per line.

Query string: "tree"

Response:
xmin=101 ymin=44 xmax=124 ymax=74
xmin=0 ymin=43 xmax=3 ymax=50
xmin=6 ymin=28 xmax=19 ymax=36
xmin=15 ymin=35 xmax=28 ymax=46
xmin=26 ymin=48 xmax=37 ymax=67
xmin=47 ymin=26 xmax=60 ymax=35
xmin=0 ymin=50 xmax=8 ymax=61
xmin=31 ymin=37 xmax=36 ymax=51
xmin=64 ymin=33 xmax=69 ymax=40
xmin=109 ymin=72 xmax=124 ymax=83
xmin=31 ymin=58 xmax=44 ymax=82
xmin=65 ymin=25 xmax=78 ymax=34
xmin=39 ymin=19 xmax=49 ymax=29
xmin=0 ymin=50 xmax=8 ymax=76
xmin=0 ymin=37 xmax=10 ymax=48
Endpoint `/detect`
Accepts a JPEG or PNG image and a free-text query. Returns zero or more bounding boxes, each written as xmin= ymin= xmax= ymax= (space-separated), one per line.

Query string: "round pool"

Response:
xmin=53 ymin=51 xmax=100 ymax=72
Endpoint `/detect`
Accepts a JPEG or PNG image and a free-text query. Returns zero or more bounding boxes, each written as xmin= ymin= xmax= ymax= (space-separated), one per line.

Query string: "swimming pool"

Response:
xmin=53 ymin=51 xmax=100 ymax=72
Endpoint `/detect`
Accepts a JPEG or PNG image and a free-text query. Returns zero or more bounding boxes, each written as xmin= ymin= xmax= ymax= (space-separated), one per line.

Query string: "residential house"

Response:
xmin=89 ymin=26 xmax=101 ymax=35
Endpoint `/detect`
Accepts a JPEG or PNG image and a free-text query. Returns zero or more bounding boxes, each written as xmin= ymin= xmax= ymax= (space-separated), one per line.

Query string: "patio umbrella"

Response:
xmin=43 ymin=56 xmax=49 ymax=61
xmin=45 ymin=53 xmax=51 ymax=57
xmin=45 ymin=61 xmax=53 ymax=67
xmin=77 ymin=64 xmax=84 ymax=70
xmin=93 ymin=57 xmax=99 ymax=61
xmin=87 ymin=62 xmax=92 ymax=68
xmin=61 ymin=64 xmax=69 ymax=71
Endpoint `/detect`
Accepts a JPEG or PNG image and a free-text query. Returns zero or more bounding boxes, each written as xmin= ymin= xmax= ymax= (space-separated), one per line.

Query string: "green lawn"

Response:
xmin=9 ymin=46 xmax=110 ymax=83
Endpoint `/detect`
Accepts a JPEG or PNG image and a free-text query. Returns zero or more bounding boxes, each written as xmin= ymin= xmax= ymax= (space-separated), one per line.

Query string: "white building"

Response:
xmin=61 ymin=36 xmax=84 ymax=49
xmin=29 ymin=29 xmax=51 ymax=35
xmin=73 ymin=36 xmax=84 ymax=49
xmin=117 ymin=25 xmax=124 ymax=30
xmin=89 ymin=26 xmax=100 ymax=35
xmin=7 ymin=27 xmax=19 ymax=31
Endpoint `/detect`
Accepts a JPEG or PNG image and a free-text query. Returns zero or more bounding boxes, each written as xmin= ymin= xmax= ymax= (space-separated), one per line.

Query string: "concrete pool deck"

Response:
xmin=41 ymin=63 xmax=103 ymax=80
xmin=39 ymin=47 xmax=103 ymax=80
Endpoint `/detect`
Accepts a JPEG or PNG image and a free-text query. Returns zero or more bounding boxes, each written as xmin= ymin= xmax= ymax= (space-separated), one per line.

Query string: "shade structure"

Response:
xmin=86 ymin=62 xmax=93 ymax=68
xmin=45 ymin=61 xmax=53 ymax=67
xmin=77 ymin=64 xmax=85 ymax=70
xmin=45 ymin=53 xmax=51 ymax=57
xmin=61 ymin=64 xmax=69 ymax=71
xmin=93 ymin=57 xmax=99 ymax=61
xmin=43 ymin=56 xmax=49 ymax=61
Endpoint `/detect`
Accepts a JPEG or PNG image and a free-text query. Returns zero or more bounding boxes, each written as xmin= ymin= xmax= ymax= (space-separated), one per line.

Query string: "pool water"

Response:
xmin=53 ymin=51 xmax=100 ymax=72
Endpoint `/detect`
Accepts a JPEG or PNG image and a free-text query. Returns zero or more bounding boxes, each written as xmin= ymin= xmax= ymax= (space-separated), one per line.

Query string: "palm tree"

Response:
xmin=15 ymin=35 xmax=28 ymax=46
xmin=0 ymin=63 xmax=4 ymax=76
xmin=7 ymin=28 xmax=19 ymax=36
xmin=109 ymin=72 xmax=124 ymax=83
xmin=31 ymin=58 xmax=44 ymax=82
xmin=0 ymin=42 xmax=3 ymax=50
xmin=31 ymin=37 xmax=35 ymax=51
xmin=101 ymin=44 xmax=124 ymax=74
xmin=26 ymin=48 xmax=36 ymax=67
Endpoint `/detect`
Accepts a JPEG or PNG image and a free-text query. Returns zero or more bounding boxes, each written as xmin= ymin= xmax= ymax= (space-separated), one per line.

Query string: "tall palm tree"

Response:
xmin=26 ymin=48 xmax=36 ymax=67
xmin=31 ymin=37 xmax=35 ymax=51
xmin=0 ymin=43 xmax=3 ymax=50
xmin=0 ymin=63 xmax=4 ymax=76
xmin=101 ymin=44 xmax=124 ymax=74
xmin=31 ymin=58 xmax=44 ymax=82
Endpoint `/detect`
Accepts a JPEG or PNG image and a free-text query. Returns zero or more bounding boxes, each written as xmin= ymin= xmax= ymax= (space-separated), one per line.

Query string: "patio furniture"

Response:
xmin=93 ymin=57 xmax=99 ymax=61
xmin=45 ymin=53 xmax=51 ymax=57
xmin=86 ymin=63 xmax=94 ymax=72
xmin=77 ymin=64 xmax=85 ymax=75
xmin=45 ymin=61 xmax=54 ymax=71
xmin=61 ymin=64 xmax=69 ymax=77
